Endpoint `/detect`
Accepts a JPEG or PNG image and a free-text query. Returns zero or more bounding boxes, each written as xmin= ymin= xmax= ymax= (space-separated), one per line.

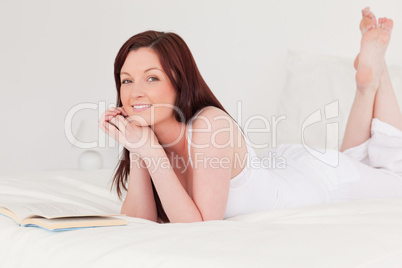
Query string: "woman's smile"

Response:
xmin=132 ymin=104 xmax=153 ymax=112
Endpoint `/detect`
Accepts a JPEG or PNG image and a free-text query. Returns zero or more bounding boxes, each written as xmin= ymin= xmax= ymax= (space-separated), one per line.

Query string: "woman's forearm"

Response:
xmin=121 ymin=155 xmax=158 ymax=222
xmin=142 ymin=145 xmax=203 ymax=223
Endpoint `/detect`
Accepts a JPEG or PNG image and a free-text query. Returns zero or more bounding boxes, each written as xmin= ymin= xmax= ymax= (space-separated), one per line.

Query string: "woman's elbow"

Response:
xmin=121 ymin=203 xmax=158 ymax=223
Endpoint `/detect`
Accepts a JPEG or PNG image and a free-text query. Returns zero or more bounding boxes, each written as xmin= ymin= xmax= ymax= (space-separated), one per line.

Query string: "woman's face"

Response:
xmin=120 ymin=47 xmax=177 ymax=127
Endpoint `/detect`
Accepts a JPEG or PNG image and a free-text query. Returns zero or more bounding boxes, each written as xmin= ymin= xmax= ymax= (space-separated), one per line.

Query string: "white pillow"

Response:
xmin=275 ymin=50 xmax=402 ymax=151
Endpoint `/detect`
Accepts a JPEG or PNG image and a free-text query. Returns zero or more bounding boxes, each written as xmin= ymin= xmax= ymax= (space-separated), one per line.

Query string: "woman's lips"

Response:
xmin=132 ymin=104 xmax=152 ymax=112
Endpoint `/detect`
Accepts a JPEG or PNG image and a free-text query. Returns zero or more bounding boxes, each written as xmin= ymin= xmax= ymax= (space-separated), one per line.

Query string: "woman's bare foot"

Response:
xmin=354 ymin=7 xmax=377 ymax=69
xmin=355 ymin=7 xmax=393 ymax=93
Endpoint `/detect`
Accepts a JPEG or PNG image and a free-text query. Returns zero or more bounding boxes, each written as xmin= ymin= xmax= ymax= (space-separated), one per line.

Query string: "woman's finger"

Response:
xmin=116 ymin=107 xmax=129 ymax=117
xmin=105 ymin=114 xmax=119 ymax=122
xmin=115 ymin=115 xmax=128 ymax=133
xmin=107 ymin=109 xmax=121 ymax=117
xmin=99 ymin=110 xmax=121 ymax=137
xmin=105 ymin=121 xmax=127 ymax=146
xmin=105 ymin=120 xmax=119 ymax=137
xmin=109 ymin=116 xmax=124 ymax=132
xmin=99 ymin=113 xmax=110 ymax=132
xmin=100 ymin=115 xmax=113 ymax=133
xmin=100 ymin=109 xmax=120 ymax=122
xmin=103 ymin=110 xmax=122 ymax=124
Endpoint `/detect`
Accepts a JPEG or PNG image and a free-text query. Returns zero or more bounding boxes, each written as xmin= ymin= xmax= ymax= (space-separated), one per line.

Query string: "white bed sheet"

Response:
xmin=1 ymin=169 xmax=402 ymax=268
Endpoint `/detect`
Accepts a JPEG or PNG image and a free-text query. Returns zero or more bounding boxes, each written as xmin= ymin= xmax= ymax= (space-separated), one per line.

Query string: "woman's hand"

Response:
xmin=99 ymin=106 xmax=128 ymax=128
xmin=99 ymin=106 xmax=160 ymax=156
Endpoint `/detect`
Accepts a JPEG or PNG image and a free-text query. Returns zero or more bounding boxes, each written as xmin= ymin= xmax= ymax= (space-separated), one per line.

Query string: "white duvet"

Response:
xmin=1 ymin=169 xmax=402 ymax=268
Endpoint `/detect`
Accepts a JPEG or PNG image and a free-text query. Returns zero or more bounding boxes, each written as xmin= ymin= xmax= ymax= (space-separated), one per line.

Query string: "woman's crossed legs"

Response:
xmin=341 ymin=7 xmax=402 ymax=153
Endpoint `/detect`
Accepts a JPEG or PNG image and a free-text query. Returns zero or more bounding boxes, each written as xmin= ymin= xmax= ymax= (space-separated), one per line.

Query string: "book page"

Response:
xmin=0 ymin=201 xmax=119 ymax=221
xmin=22 ymin=216 xmax=128 ymax=231
xmin=0 ymin=206 xmax=20 ymax=224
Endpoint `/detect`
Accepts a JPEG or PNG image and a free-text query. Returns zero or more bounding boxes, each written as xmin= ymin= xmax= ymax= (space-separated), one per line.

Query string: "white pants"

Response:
xmin=333 ymin=118 xmax=402 ymax=202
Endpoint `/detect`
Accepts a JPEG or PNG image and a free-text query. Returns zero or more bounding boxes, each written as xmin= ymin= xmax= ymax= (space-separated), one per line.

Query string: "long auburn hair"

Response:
xmin=112 ymin=30 xmax=230 ymax=223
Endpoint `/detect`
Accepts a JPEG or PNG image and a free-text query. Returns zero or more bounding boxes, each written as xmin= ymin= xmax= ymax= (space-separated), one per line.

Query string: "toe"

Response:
xmin=378 ymin=18 xmax=384 ymax=28
xmin=360 ymin=11 xmax=377 ymax=33
xmin=384 ymin=18 xmax=394 ymax=31
xmin=362 ymin=7 xmax=376 ymax=21
xmin=367 ymin=12 xmax=376 ymax=21
xmin=362 ymin=7 xmax=370 ymax=16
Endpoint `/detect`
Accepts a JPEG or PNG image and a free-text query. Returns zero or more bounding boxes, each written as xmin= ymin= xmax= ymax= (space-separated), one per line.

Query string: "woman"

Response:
xmin=99 ymin=7 xmax=402 ymax=223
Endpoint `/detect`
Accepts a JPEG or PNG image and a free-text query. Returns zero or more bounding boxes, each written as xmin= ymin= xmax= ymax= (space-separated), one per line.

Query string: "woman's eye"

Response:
xmin=121 ymin=79 xmax=132 ymax=84
xmin=147 ymin=77 xmax=159 ymax=82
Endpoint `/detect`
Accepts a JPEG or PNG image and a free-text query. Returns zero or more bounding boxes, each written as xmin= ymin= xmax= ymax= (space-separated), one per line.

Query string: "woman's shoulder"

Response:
xmin=191 ymin=106 xmax=233 ymax=128
xmin=189 ymin=106 xmax=240 ymax=154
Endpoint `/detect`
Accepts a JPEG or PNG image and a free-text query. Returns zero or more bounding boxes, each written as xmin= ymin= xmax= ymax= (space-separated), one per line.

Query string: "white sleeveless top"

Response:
xmin=187 ymin=107 xmax=360 ymax=219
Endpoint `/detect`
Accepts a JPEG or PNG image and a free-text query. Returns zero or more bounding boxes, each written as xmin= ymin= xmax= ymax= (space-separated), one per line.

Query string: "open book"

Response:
xmin=0 ymin=201 xmax=128 ymax=231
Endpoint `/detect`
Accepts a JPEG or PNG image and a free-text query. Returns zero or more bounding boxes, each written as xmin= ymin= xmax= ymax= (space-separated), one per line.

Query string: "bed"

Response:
xmin=1 ymin=169 xmax=402 ymax=268
xmin=2 ymin=51 xmax=402 ymax=268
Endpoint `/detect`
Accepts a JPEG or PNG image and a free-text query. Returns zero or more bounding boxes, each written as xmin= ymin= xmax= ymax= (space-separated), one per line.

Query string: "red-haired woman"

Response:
xmin=100 ymin=8 xmax=402 ymax=223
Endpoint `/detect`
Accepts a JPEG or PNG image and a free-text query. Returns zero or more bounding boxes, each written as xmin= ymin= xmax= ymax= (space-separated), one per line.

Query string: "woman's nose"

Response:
xmin=130 ymin=83 xmax=145 ymax=98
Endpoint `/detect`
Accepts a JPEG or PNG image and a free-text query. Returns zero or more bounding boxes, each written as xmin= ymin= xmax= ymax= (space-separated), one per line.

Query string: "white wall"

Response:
xmin=1 ymin=0 xmax=402 ymax=175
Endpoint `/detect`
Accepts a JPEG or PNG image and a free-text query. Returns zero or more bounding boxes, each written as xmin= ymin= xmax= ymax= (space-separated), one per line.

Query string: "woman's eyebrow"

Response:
xmin=120 ymin=71 xmax=131 ymax=76
xmin=120 ymin=68 xmax=163 ymax=76
xmin=144 ymin=67 xmax=163 ymax=73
